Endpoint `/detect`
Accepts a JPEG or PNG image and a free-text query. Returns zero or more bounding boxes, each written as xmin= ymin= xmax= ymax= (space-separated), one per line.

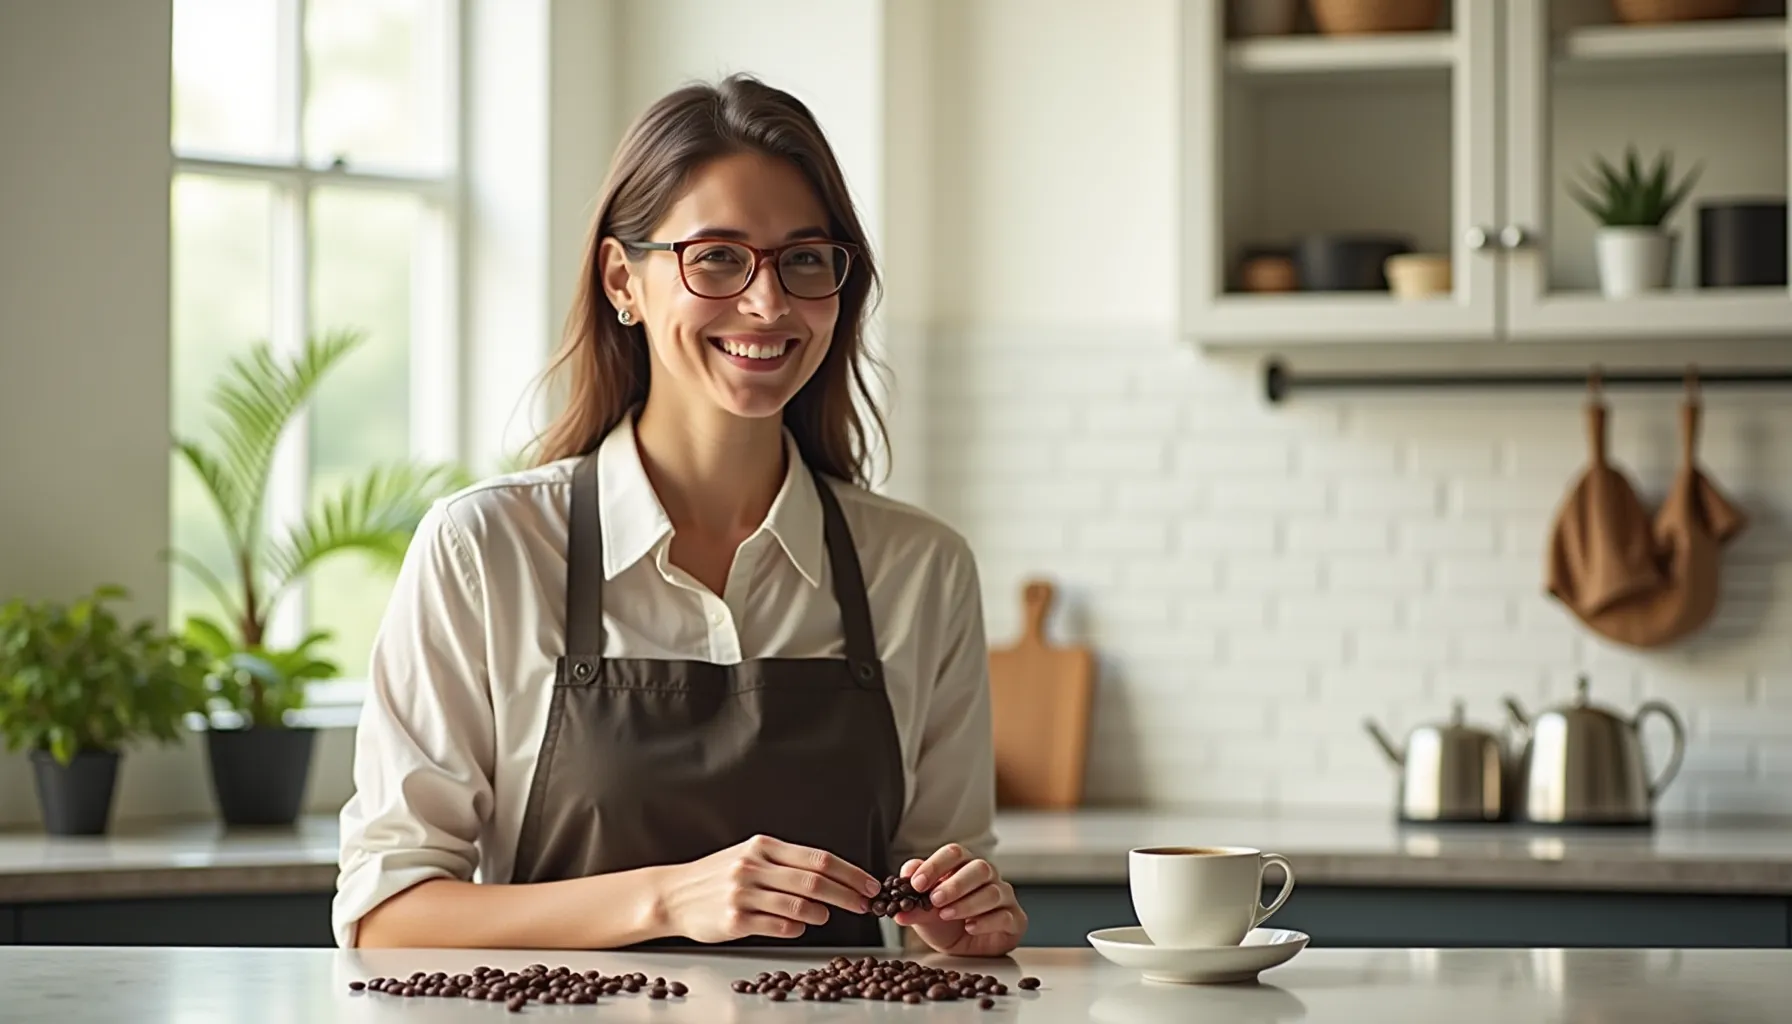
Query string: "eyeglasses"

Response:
xmin=625 ymin=237 xmax=858 ymax=300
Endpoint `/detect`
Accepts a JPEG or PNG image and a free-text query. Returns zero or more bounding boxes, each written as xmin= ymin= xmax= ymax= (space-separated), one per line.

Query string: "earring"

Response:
xmin=617 ymin=308 xmax=634 ymax=325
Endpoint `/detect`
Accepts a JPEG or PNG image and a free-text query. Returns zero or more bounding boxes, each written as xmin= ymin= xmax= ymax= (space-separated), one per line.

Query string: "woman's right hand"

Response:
xmin=652 ymin=834 xmax=883 ymax=943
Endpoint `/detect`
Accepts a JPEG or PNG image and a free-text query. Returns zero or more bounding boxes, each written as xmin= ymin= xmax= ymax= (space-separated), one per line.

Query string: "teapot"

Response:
xmin=1366 ymin=699 xmax=1508 ymax=823
xmin=1503 ymin=674 xmax=1685 ymax=826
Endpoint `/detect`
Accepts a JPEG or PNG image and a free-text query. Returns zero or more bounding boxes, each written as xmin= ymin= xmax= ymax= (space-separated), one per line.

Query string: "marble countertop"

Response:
xmin=2 ymin=943 xmax=1789 ymax=1023
xmin=4 ymin=808 xmax=1792 ymax=903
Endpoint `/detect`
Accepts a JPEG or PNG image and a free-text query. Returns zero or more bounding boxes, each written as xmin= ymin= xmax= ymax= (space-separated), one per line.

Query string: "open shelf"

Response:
xmin=1559 ymin=16 xmax=1787 ymax=63
xmin=1227 ymin=31 xmax=1457 ymax=76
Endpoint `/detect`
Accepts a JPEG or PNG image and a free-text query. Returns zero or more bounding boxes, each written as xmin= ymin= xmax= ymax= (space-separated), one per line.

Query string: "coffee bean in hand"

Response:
xmin=868 ymin=873 xmax=932 ymax=917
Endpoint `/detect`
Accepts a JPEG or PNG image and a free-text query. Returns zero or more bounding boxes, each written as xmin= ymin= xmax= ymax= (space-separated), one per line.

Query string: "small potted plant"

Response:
xmin=170 ymin=329 xmax=470 ymax=826
xmin=0 ymin=586 xmax=210 ymax=835
xmin=1568 ymin=145 xmax=1701 ymax=297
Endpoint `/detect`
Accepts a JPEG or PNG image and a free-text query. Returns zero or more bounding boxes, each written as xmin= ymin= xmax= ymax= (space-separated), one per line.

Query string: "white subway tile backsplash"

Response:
xmin=1278 ymin=595 xmax=1400 ymax=629
xmin=1210 ymin=478 xmax=1331 ymax=513
xmin=1407 ymin=438 xmax=1502 ymax=476
xmin=1284 ymin=518 xmax=1392 ymax=554
xmin=927 ymin=327 xmax=1792 ymax=815
xmin=1061 ymin=440 xmax=1167 ymax=474
xmin=1326 ymin=556 xmax=1430 ymax=593
xmin=1293 ymin=435 xmax=1402 ymax=475
xmin=1337 ymin=478 xmax=1444 ymax=514
xmin=1178 ymin=518 xmax=1278 ymax=553
xmin=1397 ymin=518 xmax=1501 ymax=554
xmin=1222 ymin=556 xmax=1323 ymax=592
xmin=1174 ymin=438 xmax=1295 ymax=475
xmin=1113 ymin=478 xmax=1206 ymax=514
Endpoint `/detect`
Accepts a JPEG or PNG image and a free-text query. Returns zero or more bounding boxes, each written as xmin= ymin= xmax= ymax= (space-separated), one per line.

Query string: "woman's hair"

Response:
xmin=527 ymin=73 xmax=887 ymax=487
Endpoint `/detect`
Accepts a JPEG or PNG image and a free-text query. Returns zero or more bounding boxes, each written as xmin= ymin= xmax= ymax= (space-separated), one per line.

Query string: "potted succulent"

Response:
xmin=169 ymin=329 xmax=471 ymax=826
xmin=0 ymin=585 xmax=210 ymax=835
xmin=1568 ymin=145 xmax=1701 ymax=297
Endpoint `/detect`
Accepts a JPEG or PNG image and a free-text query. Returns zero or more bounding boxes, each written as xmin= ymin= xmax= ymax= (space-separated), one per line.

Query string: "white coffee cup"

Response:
xmin=1128 ymin=845 xmax=1296 ymax=948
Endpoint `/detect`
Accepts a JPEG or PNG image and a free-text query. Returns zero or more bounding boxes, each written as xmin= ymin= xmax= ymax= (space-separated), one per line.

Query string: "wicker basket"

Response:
xmin=1610 ymin=0 xmax=1743 ymax=24
xmin=1308 ymin=0 xmax=1444 ymax=34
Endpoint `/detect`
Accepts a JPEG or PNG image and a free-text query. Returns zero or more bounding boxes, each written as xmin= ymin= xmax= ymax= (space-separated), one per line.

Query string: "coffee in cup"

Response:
xmin=1128 ymin=845 xmax=1296 ymax=947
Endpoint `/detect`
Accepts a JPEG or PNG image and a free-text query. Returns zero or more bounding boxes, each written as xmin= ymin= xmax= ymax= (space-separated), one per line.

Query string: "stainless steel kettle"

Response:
xmin=1503 ymin=674 xmax=1686 ymax=826
xmin=1366 ymin=700 xmax=1507 ymax=823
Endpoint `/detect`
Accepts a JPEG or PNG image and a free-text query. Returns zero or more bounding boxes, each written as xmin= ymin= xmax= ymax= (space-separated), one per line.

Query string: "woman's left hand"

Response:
xmin=891 ymin=843 xmax=1027 ymax=956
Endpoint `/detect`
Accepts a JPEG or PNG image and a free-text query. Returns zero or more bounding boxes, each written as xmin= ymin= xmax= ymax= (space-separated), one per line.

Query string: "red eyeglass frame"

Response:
xmin=624 ymin=237 xmax=860 ymax=300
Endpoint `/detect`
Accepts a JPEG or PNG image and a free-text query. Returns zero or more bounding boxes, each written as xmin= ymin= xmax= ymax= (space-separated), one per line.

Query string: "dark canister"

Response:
xmin=1698 ymin=199 xmax=1787 ymax=287
xmin=1296 ymin=232 xmax=1414 ymax=291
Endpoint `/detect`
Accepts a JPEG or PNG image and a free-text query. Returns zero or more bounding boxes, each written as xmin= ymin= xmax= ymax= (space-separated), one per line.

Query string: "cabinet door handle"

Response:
xmin=1465 ymin=226 xmax=1494 ymax=251
xmin=1500 ymin=225 xmax=1534 ymax=249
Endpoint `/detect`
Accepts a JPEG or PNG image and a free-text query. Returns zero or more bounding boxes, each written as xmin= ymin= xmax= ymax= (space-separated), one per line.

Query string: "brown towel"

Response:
xmin=1547 ymin=389 xmax=1748 ymax=649
xmin=1575 ymin=399 xmax=1747 ymax=648
xmin=1546 ymin=401 xmax=1663 ymax=618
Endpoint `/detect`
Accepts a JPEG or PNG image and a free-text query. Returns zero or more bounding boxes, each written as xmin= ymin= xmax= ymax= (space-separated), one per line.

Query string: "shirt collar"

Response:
xmin=596 ymin=413 xmax=826 ymax=588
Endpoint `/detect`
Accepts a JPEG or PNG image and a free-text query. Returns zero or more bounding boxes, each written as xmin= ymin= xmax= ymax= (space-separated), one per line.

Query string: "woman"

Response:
xmin=332 ymin=74 xmax=1027 ymax=957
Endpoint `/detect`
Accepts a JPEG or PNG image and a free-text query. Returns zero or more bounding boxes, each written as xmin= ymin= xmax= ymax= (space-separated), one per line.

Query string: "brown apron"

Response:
xmin=509 ymin=449 xmax=905 ymax=948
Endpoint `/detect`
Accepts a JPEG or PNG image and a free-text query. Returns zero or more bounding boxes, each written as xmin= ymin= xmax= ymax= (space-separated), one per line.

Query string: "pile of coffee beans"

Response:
xmin=729 ymin=955 xmax=1042 ymax=1010
xmin=869 ymin=873 xmax=932 ymax=917
xmin=348 ymin=963 xmax=688 ymax=1012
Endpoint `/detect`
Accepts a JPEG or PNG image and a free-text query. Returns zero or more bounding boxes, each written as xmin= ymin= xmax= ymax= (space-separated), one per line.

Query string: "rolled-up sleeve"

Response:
xmin=333 ymin=499 xmax=495 ymax=948
xmin=891 ymin=540 xmax=999 ymax=867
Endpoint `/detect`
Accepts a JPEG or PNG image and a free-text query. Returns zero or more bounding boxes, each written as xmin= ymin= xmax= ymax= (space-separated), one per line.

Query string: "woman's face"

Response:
xmin=603 ymin=150 xmax=843 ymax=423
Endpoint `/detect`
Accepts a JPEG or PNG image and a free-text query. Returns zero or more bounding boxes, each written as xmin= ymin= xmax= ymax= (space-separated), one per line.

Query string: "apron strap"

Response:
xmin=564 ymin=451 xmax=605 ymax=678
xmin=809 ymin=468 xmax=883 ymax=686
xmin=564 ymin=447 xmax=882 ymax=685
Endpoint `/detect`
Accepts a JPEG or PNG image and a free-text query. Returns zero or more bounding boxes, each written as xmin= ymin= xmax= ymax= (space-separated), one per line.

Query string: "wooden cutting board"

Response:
xmin=987 ymin=579 xmax=1095 ymax=810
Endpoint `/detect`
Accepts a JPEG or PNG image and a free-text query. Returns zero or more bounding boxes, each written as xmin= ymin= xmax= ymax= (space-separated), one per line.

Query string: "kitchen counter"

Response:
xmin=991 ymin=808 xmax=1792 ymax=894
xmin=4 ymin=807 xmax=1792 ymax=903
xmin=2 ymin=943 xmax=1789 ymax=1023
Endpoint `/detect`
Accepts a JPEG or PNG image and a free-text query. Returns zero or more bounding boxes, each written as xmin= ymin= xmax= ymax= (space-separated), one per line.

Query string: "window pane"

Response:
xmin=169 ymin=175 xmax=274 ymax=638
xmin=172 ymin=0 xmax=283 ymax=159
xmin=307 ymin=187 xmax=422 ymax=679
xmin=304 ymin=0 xmax=451 ymax=172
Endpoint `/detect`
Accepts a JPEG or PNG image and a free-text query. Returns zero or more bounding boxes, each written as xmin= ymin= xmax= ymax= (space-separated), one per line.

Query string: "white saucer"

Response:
xmin=1086 ymin=926 xmax=1309 ymax=985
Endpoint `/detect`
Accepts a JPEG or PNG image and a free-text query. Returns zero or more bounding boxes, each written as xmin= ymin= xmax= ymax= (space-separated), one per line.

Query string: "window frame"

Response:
xmin=169 ymin=0 xmax=467 ymax=710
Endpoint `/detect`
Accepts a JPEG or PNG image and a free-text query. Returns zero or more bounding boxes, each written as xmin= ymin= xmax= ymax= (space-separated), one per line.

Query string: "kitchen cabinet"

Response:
xmin=1179 ymin=0 xmax=1792 ymax=348
xmin=0 ymin=886 xmax=1783 ymax=949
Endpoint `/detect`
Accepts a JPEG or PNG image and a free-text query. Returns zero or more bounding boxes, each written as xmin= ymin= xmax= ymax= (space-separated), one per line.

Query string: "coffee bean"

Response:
xmin=670 ymin=981 xmax=688 ymax=997
xmin=347 ymin=980 xmax=365 ymax=991
xmin=981 ymin=996 xmax=997 ymax=1009
xmin=768 ymin=989 xmax=787 ymax=1002
xmin=1018 ymin=976 xmax=1040 ymax=990
xmin=869 ymin=873 xmax=933 ymax=917
xmin=507 ymin=995 xmax=527 ymax=1012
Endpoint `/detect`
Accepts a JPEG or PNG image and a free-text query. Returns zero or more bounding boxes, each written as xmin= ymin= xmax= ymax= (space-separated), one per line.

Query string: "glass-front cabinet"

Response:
xmin=1179 ymin=0 xmax=1791 ymax=348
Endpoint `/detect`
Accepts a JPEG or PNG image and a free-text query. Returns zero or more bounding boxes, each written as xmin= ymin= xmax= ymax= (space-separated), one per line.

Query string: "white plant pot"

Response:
xmin=1595 ymin=227 xmax=1676 ymax=298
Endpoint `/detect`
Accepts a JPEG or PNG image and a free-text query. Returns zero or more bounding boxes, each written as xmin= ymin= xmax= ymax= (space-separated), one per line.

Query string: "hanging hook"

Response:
xmin=1685 ymin=363 xmax=1702 ymax=404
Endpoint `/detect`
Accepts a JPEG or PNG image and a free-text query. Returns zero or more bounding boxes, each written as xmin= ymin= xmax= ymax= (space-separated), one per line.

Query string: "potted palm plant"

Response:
xmin=1568 ymin=145 xmax=1701 ymax=297
xmin=0 ymin=585 xmax=210 ymax=835
xmin=170 ymin=328 xmax=471 ymax=826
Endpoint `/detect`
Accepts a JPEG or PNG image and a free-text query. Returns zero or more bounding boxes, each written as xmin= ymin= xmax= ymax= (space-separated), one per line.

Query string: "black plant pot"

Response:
xmin=206 ymin=726 xmax=316 ymax=826
xmin=30 ymin=748 xmax=120 ymax=836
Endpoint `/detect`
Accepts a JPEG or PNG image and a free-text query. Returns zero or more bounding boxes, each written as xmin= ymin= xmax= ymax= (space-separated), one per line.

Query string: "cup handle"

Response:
xmin=1253 ymin=853 xmax=1295 ymax=928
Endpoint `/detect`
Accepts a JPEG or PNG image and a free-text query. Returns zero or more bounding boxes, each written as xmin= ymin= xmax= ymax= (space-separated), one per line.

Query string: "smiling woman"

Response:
xmin=335 ymin=74 xmax=1028 ymax=958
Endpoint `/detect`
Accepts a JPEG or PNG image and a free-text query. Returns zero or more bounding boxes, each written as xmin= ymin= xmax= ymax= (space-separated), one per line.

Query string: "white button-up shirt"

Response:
xmin=332 ymin=414 xmax=998 ymax=948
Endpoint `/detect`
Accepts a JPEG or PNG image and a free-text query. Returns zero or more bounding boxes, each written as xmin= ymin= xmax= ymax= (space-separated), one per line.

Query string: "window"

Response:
xmin=170 ymin=0 xmax=461 ymax=688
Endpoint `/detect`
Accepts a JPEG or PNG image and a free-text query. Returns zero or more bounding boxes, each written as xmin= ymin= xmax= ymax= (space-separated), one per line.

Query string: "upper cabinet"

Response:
xmin=1179 ymin=0 xmax=1792 ymax=348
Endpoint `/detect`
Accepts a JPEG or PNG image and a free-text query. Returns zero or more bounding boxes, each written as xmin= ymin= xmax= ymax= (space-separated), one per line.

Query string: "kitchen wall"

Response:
xmin=920 ymin=0 xmax=1792 ymax=817
xmin=1 ymin=0 xmax=1788 ymax=829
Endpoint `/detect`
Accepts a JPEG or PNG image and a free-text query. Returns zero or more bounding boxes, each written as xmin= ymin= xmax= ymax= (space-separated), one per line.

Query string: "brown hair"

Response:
xmin=527 ymin=74 xmax=887 ymax=487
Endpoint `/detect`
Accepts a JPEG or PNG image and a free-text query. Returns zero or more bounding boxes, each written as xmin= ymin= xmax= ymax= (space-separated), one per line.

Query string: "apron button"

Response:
xmin=573 ymin=660 xmax=593 ymax=679
xmin=855 ymin=663 xmax=875 ymax=681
